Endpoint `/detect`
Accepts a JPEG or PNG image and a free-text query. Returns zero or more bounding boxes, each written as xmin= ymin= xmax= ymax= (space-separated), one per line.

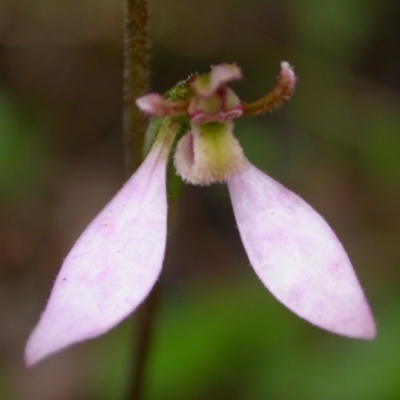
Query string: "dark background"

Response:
xmin=1 ymin=0 xmax=400 ymax=399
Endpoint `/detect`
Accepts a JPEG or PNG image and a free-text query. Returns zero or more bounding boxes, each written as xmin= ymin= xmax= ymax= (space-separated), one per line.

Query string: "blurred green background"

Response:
xmin=1 ymin=0 xmax=400 ymax=399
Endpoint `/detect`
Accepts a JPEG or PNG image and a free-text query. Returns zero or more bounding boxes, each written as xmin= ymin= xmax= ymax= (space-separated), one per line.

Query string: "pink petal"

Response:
xmin=279 ymin=62 xmax=297 ymax=97
xmin=227 ymin=164 xmax=375 ymax=339
xmin=25 ymin=139 xmax=170 ymax=366
xmin=194 ymin=64 xmax=242 ymax=97
xmin=136 ymin=93 xmax=187 ymax=116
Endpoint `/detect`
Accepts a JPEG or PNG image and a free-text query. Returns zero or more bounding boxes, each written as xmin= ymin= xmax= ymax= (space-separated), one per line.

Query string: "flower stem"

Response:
xmin=123 ymin=0 xmax=150 ymax=173
xmin=123 ymin=1 xmax=157 ymax=399
xmin=126 ymin=282 xmax=162 ymax=400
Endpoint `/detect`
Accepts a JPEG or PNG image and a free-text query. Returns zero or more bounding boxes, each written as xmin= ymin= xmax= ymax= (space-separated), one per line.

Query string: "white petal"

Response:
xmin=25 ymin=135 xmax=170 ymax=366
xmin=227 ymin=164 xmax=375 ymax=339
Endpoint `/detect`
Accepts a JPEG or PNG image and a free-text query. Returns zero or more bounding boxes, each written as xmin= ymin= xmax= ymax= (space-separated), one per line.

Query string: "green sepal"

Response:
xmin=142 ymin=114 xmax=190 ymax=201
xmin=166 ymin=162 xmax=183 ymax=201
xmin=164 ymin=78 xmax=194 ymax=102
xmin=142 ymin=116 xmax=164 ymax=158
xmin=166 ymin=115 xmax=191 ymax=200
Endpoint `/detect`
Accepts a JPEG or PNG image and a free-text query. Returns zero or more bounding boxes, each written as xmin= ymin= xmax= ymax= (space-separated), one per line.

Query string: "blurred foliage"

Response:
xmin=0 ymin=91 xmax=51 ymax=202
xmin=89 ymin=278 xmax=400 ymax=400
xmin=1 ymin=0 xmax=400 ymax=399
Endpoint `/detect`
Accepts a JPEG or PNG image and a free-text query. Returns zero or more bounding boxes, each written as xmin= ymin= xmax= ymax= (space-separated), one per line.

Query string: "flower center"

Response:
xmin=173 ymin=121 xmax=248 ymax=185
xmin=188 ymin=87 xmax=243 ymax=124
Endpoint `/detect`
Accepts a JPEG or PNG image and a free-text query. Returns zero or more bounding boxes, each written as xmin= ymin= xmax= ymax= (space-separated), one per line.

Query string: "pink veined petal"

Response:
xmin=227 ymin=163 xmax=376 ymax=339
xmin=25 ymin=139 xmax=170 ymax=366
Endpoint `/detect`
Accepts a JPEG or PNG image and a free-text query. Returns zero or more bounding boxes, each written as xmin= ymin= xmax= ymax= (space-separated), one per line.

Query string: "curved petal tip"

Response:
xmin=227 ymin=164 xmax=376 ymax=339
xmin=25 ymin=142 xmax=169 ymax=366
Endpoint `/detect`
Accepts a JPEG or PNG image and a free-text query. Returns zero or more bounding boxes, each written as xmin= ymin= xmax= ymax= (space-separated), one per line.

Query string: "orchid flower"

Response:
xmin=25 ymin=63 xmax=375 ymax=366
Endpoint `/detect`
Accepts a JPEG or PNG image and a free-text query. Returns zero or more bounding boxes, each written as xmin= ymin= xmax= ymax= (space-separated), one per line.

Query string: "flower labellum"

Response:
xmin=25 ymin=62 xmax=375 ymax=366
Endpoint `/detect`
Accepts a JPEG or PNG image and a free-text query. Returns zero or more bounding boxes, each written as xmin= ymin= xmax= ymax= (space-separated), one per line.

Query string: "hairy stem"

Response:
xmin=123 ymin=1 xmax=157 ymax=400
xmin=126 ymin=282 xmax=162 ymax=400
xmin=123 ymin=0 xmax=150 ymax=173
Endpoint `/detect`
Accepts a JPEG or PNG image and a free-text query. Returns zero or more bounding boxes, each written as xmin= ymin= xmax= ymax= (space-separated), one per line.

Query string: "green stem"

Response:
xmin=123 ymin=0 xmax=150 ymax=173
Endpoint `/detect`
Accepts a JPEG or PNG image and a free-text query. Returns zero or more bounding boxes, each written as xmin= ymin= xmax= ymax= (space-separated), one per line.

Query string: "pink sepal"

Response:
xmin=136 ymin=93 xmax=187 ymax=116
xmin=227 ymin=164 xmax=375 ymax=339
xmin=25 ymin=142 xmax=169 ymax=366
